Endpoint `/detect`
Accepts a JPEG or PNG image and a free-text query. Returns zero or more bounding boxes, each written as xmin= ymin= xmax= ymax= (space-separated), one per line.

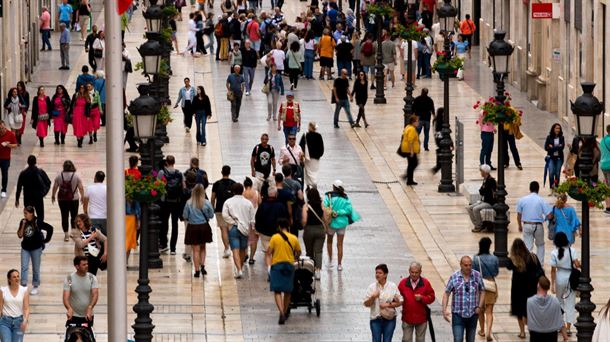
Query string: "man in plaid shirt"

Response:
xmin=442 ymin=256 xmax=485 ymax=342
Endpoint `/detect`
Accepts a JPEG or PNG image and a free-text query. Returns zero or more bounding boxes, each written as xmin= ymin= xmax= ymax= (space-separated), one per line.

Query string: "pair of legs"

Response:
xmin=516 ymin=316 xmax=527 ymax=338
xmin=477 ymin=302 xmax=495 ymax=340
xmin=523 ymin=223 xmax=545 ymax=264
xmin=402 ymin=321 xmax=427 ymax=342
xmin=416 ymin=120 xmax=431 ymax=150
xmin=215 ymin=213 xmax=231 ymax=255
xmin=319 ymin=57 xmax=333 ymax=79
xmin=405 ymin=154 xmax=419 ymax=184
xmin=355 ymin=104 xmax=369 ymax=127
xmin=182 ymin=101 xmax=194 ymax=129
xmin=466 ymin=201 xmax=492 ymax=231
xmin=248 ymin=228 xmax=258 ymax=262
xmin=548 ymin=158 xmax=563 ymax=189
xmin=326 ymin=228 xmax=345 ymax=267
xmin=479 ymin=131 xmax=494 ymax=166
xmin=288 ymin=68 xmax=300 ymax=89
xmin=21 ymin=247 xmax=42 ymax=288
xmin=229 ymin=226 xmax=248 ymax=275
xmin=58 ymin=200 xmax=79 ymax=238
xmin=41 ymin=29 xmax=52 ymax=50
xmin=452 ymin=313 xmax=478 ymax=342
xmin=274 ymin=291 xmax=291 ymax=321
xmin=160 ymin=201 xmax=181 ymax=252
xmin=384 ymin=64 xmax=395 ymax=87
xmin=194 ymin=111 xmax=208 ymax=145
xmin=191 ymin=243 xmax=207 ymax=274
xmin=370 ymin=317 xmax=396 ymax=342
xmin=267 ymin=90 xmax=281 ymax=120
xmin=0 ymin=315 xmax=24 ymax=342
xmin=243 ymin=66 xmax=255 ymax=93
xmin=333 ymin=100 xmax=355 ymax=127
xmin=502 ymin=131 xmax=522 ymax=167
xmin=230 ymin=96 xmax=243 ymax=121
xmin=303 ymin=225 xmax=325 ymax=270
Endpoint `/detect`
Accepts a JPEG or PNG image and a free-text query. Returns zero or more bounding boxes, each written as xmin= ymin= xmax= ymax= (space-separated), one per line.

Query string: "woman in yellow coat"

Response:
xmin=401 ymin=115 xmax=420 ymax=185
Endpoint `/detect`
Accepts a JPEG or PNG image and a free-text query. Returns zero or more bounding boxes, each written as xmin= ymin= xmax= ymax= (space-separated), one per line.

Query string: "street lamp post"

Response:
xmin=487 ymin=31 xmax=513 ymax=266
xmin=402 ymin=1 xmax=417 ymax=126
xmin=129 ymin=85 xmax=161 ymax=342
xmin=374 ymin=14 xmax=386 ymax=104
xmin=571 ymin=82 xmax=603 ymax=342
xmin=437 ymin=0 xmax=457 ymax=193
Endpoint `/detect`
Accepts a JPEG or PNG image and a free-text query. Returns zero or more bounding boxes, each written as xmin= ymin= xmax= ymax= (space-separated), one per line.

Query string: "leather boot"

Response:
xmin=88 ymin=135 xmax=93 ymax=144
xmin=77 ymin=138 xmax=83 ymax=148
xmin=54 ymin=132 xmax=60 ymax=145
xmin=39 ymin=137 xmax=44 ymax=147
xmin=61 ymin=134 xmax=66 ymax=144
xmin=93 ymin=132 xmax=97 ymax=142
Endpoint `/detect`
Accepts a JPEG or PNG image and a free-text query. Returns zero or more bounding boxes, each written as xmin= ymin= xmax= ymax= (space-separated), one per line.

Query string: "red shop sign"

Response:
xmin=532 ymin=3 xmax=553 ymax=19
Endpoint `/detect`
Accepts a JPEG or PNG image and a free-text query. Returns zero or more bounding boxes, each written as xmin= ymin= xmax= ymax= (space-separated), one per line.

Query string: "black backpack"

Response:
xmin=37 ymin=169 xmax=51 ymax=197
xmin=164 ymin=169 xmax=183 ymax=202
xmin=57 ymin=173 xmax=77 ymax=201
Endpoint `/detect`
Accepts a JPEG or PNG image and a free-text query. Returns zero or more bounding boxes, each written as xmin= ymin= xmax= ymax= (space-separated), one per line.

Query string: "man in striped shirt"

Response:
xmin=442 ymin=256 xmax=485 ymax=342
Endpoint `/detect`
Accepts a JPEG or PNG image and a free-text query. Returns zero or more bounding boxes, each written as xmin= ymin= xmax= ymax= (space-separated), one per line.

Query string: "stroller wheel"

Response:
xmin=315 ymin=299 xmax=321 ymax=317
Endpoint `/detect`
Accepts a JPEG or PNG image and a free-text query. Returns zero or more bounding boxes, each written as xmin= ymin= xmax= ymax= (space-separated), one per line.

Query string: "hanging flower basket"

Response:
xmin=473 ymin=92 xmax=523 ymax=125
xmin=396 ymin=23 xmax=425 ymax=42
xmin=125 ymin=173 xmax=167 ymax=203
xmin=431 ymin=52 xmax=464 ymax=75
xmin=555 ymin=176 xmax=610 ymax=208
xmin=366 ymin=3 xmax=395 ymax=17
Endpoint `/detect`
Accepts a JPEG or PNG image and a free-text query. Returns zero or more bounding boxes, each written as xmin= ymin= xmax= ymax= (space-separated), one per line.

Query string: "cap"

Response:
xmin=286 ymin=91 xmax=294 ymax=97
xmin=333 ymin=180 xmax=343 ymax=188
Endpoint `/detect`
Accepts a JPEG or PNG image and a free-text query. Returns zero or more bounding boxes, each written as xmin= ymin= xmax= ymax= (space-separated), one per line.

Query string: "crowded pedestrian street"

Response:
xmin=0 ymin=1 xmax=608 ymax=341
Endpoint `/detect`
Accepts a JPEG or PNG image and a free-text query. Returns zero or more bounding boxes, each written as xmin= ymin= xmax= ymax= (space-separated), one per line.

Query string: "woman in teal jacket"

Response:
xmin=323 ymin=180 xmax=360 ymax=271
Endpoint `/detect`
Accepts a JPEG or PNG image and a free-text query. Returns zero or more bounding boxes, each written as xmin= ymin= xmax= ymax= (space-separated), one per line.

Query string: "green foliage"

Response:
xmin=556 ymin=176 xmax=610 ymax=209
xmin=162 ymin=5 xmax=178 ymax=18
xmin=125 ymin=174 xmax=167 ymax=203
xmin=473 ymin=93 xmax=523 ymax=125
xmin=431 ymin=51 xmax=464 ymax=74
xmin=396 ymin=23 xmax=425 ymax=42
xmin=157 ymin=105 xmax=172 ymax=125
xmin=365 ymin=3 xmax=395 ymax=17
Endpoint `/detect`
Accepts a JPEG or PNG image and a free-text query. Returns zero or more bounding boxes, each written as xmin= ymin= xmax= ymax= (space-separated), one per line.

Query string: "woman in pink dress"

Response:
xmin=16 ymin=81 xmax=30 ymax=145
xmin=31 ymin=86 xmax=52 ymax=147
xmin=86 ymin=83 xmax=102 ymax=144
xmin=69 ymin=85 xmax=91 ymax=148
xmin=51 ymin=85 xmax=71 ymax=145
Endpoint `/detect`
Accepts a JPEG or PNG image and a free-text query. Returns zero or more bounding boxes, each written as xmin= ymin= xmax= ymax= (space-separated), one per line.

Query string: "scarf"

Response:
xmin=8 ymin=96 xmax=21 ymax=115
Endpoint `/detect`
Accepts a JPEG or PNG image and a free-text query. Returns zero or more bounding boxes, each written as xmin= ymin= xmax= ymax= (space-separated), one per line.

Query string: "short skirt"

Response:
xmin=184 ymin=223 xmax=213 ymax=245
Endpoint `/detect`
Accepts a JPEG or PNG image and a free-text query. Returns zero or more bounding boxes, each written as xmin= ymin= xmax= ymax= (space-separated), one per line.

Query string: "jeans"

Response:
xmin=90 ymin=218 xmax=107 ymax=236
xmin=334 ymin=99 xmax=355 ymax=126
xmin=523 ymin=222 xmax=545 ymax=264
xmin=160 ymin=201 xmax=181 ymax=252
xmin=423 ymin=53 xmax=432 ymax=78
xmin=194 ymin=111 xmax=208 ymax=144
xmin=59 ymin=200 xmax=79 ymax=232
xmin=0 ymin=159 xmax=10 ymax=192
xmin=370 ymin=317 xmax=396 ymax=342
xmin=502 ymin=131 xmax=521 ymax=166
xmin=204 ymin=34 xmax=214 ymax=52
xmin=337 ymin=59 xmax=352 ymax=77
xmin=182 ymin=100 xmax=194 ymax=129
xmin=0 ymin=315 xmax=24 ymax=342
xmin=479 ymin=132 xmax=494 ymax=166
xmin=417 ymin=52 xmax=425 ymax=77
xmin=21 ymin=247 xmax=43 ymax=287
xmin=230 ymin=95 xmax=243 ymax=121
xmin=548 ymin=158 xmax=563 ymax=189
xmin=304 ymin=49 xmax=315 ymax=78
xmin=243 ymin=66 xmax=256 ymax=93
xmin=282 ymin=126 xmax=298 ymax=145
xmin=41 ymin=29 xmax=52 ymax=50
xmin=417 ymin=120 xmax=431 ymax=150
xmin=451 ymin=313 xmax=478 ymax=342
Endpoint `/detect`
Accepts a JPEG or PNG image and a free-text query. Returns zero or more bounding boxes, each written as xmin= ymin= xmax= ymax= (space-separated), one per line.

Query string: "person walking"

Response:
xmin=442 ymin=256 xmax=485 ymax=342
xmin=266 ymin=64 xmax=284 ymax=121
xmin=0 ymin=121 xmax=18 ymax=199
xmin=58 ymin=0 xmax=73 ymax=28
xmin=287 ymin=41 xmax=303 ymax=90
xmin=549 ymin=193 xmax=580 ymax=245
xmin=242 ymin=177 xmax=260 ymax=265
xmin=174 ymin=77 xmax=196 ymax=133
xmin=398 ymin=261 xmax=435 ymax=342
xmin=226 ymin=65 xmax=245 ymax=122
xmin=413 ymin=89 xmax=434 ymax=151
xmin=15 ymin=155 xmax=51 ymax=225
xmin=75 ymin=66 xmax=96 ymax=92
xmin=4 ymin=88 xmax=26 ymax=145
xmin=15 ymin=82 xmax=29 ymax=146
xmin=400 ymin=115 xmax=421 ymax=185
xmin=467 ymin=165 xmax=497 ymax=233
xmin=77 ymin=0 xmax=92 ymax=41
xmin=431 ymin=108 xmax=448 ymax=173
xmin=277 ymin=92 xmax=301 ymax=144
xmin=301 ymin=187 xmax=327 ymax=280
xmin=222 ymin=183 xmax=256 ymax=279
xmin=0 ymin=269 xmax=30 ymax=342
xmin=85 ymin=83 xmax=102 ymax=144
xmin=550 ymin=232 xmax=580 ymax=336
xmin=459 ymin=14 xmax=476 ymax=58
xmin=241 ymin=40 xmax=258 ymax=96
xmin=192 ymin=86 xmax=212 ymax=146
xmin=335 ymin=35 xmax=353 ymax=79
xmin=70 ymin=214 xmax=107 ymax=276
xmin=299 ymin=122 xmax=324 ymax=189
xmin=544 ymin=123 xmax=565 ymax=190
xmin=381 ymin=32 xmax=396 ymax=88
xmin=507 ymin=238 xmax=543 ymax=339
xmin=318 ymin=29 xmax=336 ymax=80
xmin=333 ymin=69 xmax=357 ymax=128
xmin=69 ymin=84 xmax=91 ymax=148
xmin=63 ymin=256 xmax=100 ymax=330
xmin=303 ymin=31 xmax=316 ymax=79
xmin=59 ymin=23 xmax=72 ymax=70
xmin=51 ymin=85 xmax=71 ymax=145
xmin=267 ymin=218 xmax=301 ymax=325
xmin=182 ymin=184 xmax=215 ymax=278
xmin=157 ymin=156 xmax=184 ymax=255
xmin=526 ymin=276 xmax=570 ymax=342
xmin=323 ymin=180 xmax=360 ymax=271
xmin=93 ymin=71 xmax=106 ymax=126
xmin=31 ymin=86 xmax=52 ymax=147
xmin=92 ymin=31 xmax=105 ymax=71
xmin=85 ymin=25 xmax=99 ymax=72
xmin=477 ymin=110 xmax=496 ymax=169
xmin=364 ymin=264 xmax=402 ymax=342
xmin=39 ymin=7 xmax=52 ymax=51
xmin=472 ymin=237 xmax=499 ymax=341
xmin=250 ymin=133 xmax=276 ymax=187
xmin=255 ymin=185 xmax=288 ymax=269
xmin=516 ymin=181 xmax=552 ymax=264
xmin=51 ymin=160 xmax=84 ymax=242
xmin=352 ymin=70 xmax=369 ymax=128
xmin=600 ymin=124 xmax=610 ymax=214
xmin=211 ymin=165 xmax=236 ymax=258
xmin=17 ymin=206 xmax=45 ymax=296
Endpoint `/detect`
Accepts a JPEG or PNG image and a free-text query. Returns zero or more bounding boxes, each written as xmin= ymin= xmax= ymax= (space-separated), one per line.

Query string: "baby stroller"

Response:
xmin=289 ymin=256 xmax=321 ymax=316
xmin=65 ymin=318 xmax=96 ymax=342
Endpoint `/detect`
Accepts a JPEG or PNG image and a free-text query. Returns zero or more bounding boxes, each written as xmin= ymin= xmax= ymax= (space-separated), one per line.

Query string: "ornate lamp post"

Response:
xmin=487 ymin=31 xmax=513 ymax=266
xmin=374 ymin=13 xmax=387 ymax=104
xmin=143 ymin=1 xmax=163 ymax=35
xmin=129 ymin=87 xmax=161 ymax=342
xmin=138 ymin=39 xmax=162 ymax=77
xmin=437 ymin=0 xmax=457 ymax=193
xmin=402 ymin=0 xmax=417 ymax=126
xmin=571 ymin=82 xmax=603 ymax=342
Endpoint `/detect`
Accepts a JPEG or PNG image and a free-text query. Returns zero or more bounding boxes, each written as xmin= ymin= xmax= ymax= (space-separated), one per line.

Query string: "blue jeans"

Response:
xmin=370 ymin=317 xmax=396 ymax=342
xmin=548 ymin=158 xmax=563 ymax=189
xmin=0 ymin=159 xmax=10 ymax=192
xmin=228 ymin=225 xmax=248 ymax=250
xmin=282 ymin=126 xmax=298 ymax=144
xmin=41 ymin=29 xmax=52 ymax=50
xmin=417 ymin=52 xmax=425 ymax=77
xmin=451 ymin=313 xmax=478 ymax=342
xmin=304 ymin=49 xmax=315 ymax=78
xmin=337 ymin=59 xmax=352 ymax=77
xmin=243 ymin=66 xmax=255 ymax=93
xmin=21 ymin=247 xmax=42 ymax=287
xmin=417 ymin=120 xmax=431 ymax=150
xmin=424 ymin=53 xmax=432 ymax=77
xmin=479 ymin=132 xmax=494 ymax=166
xmin=0 ymin=315 xmax=24 ymax=342
xmin=334 ymin=100 xmax=355 ymax=126
xmin=194 ymin=111 xmax=208 ymax=144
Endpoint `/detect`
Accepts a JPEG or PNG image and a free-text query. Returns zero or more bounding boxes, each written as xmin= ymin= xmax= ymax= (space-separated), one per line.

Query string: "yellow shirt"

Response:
xmin=319 ymin=35 xmax=335 ymax=58
xmin=269 ymin=232 xmax=301 ymax=265
xmin=401 ymin=124 xmax=420 ymax=154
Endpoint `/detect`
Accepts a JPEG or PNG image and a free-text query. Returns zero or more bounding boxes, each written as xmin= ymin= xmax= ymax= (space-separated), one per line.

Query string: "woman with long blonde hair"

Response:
xmin=182 ymin=184 xmax=214 ymax=278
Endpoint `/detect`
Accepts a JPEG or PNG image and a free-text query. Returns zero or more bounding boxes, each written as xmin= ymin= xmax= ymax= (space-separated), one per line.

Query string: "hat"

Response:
xmin=333 ymin=180 xmax=343 ymax=188
xmin=286 ymin=91 xmax=294 ymax=97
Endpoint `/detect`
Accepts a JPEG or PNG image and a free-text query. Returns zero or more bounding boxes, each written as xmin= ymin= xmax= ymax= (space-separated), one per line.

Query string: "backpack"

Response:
xmin=163 ymin=168 xmax=183 ymax=202
xmin=361 ymin=40 xmax=374 ymax=57
xmin=195 ymin=169 xmax=209 ymax=188
xmin=214 ymin=22 xmax=223 ymax=37
xmin=58 ymin=172 xmax=77 ymax=201
xmin=37 ymin=169 xmax=52 ymax=197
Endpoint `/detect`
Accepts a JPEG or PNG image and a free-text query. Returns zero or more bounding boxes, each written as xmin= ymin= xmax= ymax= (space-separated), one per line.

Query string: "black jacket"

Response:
xmin=255 ymin=199 xmax=288 ymax=237
xmin=299 ymin=131 xmax=324 ymax=160
xmin=16 ymin=166 xmax=50 ymax=203
xmin=413 ymin=95 xmax=435 ymax=122
xmin=544 ymin=135 xmax=565 ymax=160
xmin=191 ymin=95 xmax=212 ymax=117
xmin=241 ymin=48 xmax=258 ymax=68
xmin=479 ymin=175 xmax=497 ymax=205
xmin=351 ymin=79 xmax=368 ymax=105
xmin=31 ymin=96 xmax=52 ymax=128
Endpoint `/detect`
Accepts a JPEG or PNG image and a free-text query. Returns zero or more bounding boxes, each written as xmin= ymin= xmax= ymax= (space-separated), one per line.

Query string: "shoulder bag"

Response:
xmin=396 ymin=133 xmax=409 ymax=158
xmin=477 ymin=256 xmax=497 ymax=293
xmin=286 ymin=146 xmax=304 ymax=181
xmin=568 ymin=248 xmax=581 ymax=291
xmin=547 ymin=206 xmax=557 ymax=240
xmin=323 ymin=193 xmax=333 ymax=226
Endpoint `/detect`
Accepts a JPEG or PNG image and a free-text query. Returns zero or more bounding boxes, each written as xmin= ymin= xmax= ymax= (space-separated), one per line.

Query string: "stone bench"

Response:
xmin=462 ymin=182 xmax=482 ymax=205
xmin=480 ymin=208 xmax=511 ymax=230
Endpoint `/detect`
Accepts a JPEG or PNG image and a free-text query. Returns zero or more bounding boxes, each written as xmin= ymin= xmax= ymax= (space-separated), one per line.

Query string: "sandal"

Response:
xmin=518 ymin=333 xmax=526 ymax=339
xmin=478 ymin=331 xmax=485 ymax=337
xmin=487 ymin=336 xmax=493 ymax=342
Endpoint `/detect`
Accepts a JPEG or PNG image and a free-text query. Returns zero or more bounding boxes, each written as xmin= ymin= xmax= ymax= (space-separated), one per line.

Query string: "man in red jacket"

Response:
xmin=398 ymin=261 xmax=435 ymax=342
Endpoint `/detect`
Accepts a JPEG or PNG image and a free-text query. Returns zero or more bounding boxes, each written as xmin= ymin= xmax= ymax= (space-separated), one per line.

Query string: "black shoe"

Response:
xmin=504 ymin=164 xmax=509 ymax=169
xmin=490 ymin=166 xmax=497 ymax=171
xmin=424 ymin=148 xmax=429 ymax=151
xmin=370 ymin=85 xmax=376 ymax=90
xmin=278 ymin=314 xmax=286 ymax=325
xmin=517 ymin=164 xmax=523 ymax=170
xmin=285 ymin=308 xmax=291 ymax=319
xmin=406 ymin=181 xmax=418 ymax=185
xmin=93 ymin=132 xmax=97 ymax=142
xmin=194 ymin=271 xmax=200 ymax=278
xmin=201 ymin=266 xmax=207 ymax=275
xmin=334 ymin=125 xmax=340 ymax=129
xmin=88 ymin=136 xmax=93 ymax=144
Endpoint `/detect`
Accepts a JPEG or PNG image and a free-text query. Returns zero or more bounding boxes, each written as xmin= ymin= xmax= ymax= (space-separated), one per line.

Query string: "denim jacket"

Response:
xmin=176 ymin=87 xmax=196 ymax=108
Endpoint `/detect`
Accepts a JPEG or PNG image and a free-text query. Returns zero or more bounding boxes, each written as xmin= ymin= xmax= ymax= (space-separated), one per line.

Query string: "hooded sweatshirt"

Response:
xmin=526 ymin=294 xmax=564 ymax=333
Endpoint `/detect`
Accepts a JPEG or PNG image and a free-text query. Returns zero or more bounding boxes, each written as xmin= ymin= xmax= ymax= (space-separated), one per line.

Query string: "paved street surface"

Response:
xmin=0 ymin=2 xmax=607 ymax=341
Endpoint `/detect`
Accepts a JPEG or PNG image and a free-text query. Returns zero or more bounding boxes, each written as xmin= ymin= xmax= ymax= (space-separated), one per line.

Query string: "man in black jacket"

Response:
xmin=15 ymin=155 xmax=51 ymax=224
xmin=84 ymin=25 xmax=98 ymax=72
xmin=241 ymin=40 xmax=259 ymax=96
xmin=466 ymin=164 xmax=497 ymax=232
xmin=413 ymin=88 xmax=435 ymax=151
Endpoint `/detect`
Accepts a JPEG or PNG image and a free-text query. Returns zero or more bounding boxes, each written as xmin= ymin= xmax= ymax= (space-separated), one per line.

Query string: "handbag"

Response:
xmin=94 ymin=48 xmax=103 ymax=58
xmin=547 ymin=206 xmax=557 ymax=240
xmin=477 ymin=256 xmax=497 ymax=293
xmin=261 ymin=83 xmax=270 ymax=94
xmin=568 ymin=248 xmax=581 ymax=291
xmin=531 ymin=253 xmax=545 ymax=279
xmin=396 ymin=133 xmax=409 ymax=158
xmin=227 ymin=91 xmax=235 ymax=101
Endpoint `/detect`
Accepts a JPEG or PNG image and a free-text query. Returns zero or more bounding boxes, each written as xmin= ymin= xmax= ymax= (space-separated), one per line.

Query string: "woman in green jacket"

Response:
xmin=323 ymin=180 xmax=360 ymax=271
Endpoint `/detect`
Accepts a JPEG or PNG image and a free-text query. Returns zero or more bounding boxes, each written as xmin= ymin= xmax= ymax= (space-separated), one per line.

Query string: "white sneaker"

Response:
xmin=223 ymin=249 xmax=231 ymax=258
xmin=337 ymin=264 xmax=343 ymax=271
xmin=314 ymin=270 xmax=321 ymax=280
xmin=245 ymin=91 xmax=250 ymax=96
xmin=64 ymin=232 xmax=70 ymax=242
xmin=30 ymin=287 xmax=39 ymax=295
xmin=159 ymin=247 xmax=169 ymax=254
xmin=326 ymin=261 xmax=334 ymax=269
xmin=234 ymin=270 xmax=243 ymax=279
xmin=0 ymin=192 xmax=6 ymax=198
